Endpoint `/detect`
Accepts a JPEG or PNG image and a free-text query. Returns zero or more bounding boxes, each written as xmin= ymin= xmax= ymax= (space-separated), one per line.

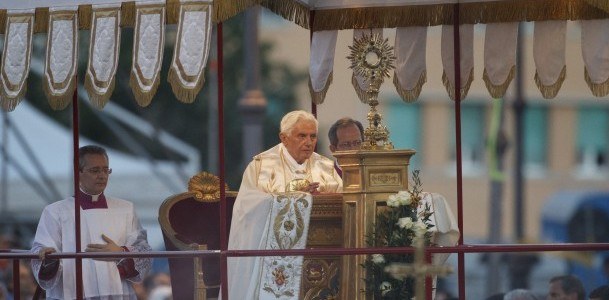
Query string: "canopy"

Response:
xmin=1 ymin=0 xmax=609 ymax=111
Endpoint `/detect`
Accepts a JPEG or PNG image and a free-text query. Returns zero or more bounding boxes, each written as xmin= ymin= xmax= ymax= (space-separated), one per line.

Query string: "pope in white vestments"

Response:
xmin=31 ymin=146 xmax=152 ymax=300
xmin=226 ymin=111 xmax=342 ymax=300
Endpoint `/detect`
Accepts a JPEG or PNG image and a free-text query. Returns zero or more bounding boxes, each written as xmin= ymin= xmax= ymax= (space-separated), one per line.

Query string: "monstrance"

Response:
xmin=347 ymin=32 xmax=396 ymax=150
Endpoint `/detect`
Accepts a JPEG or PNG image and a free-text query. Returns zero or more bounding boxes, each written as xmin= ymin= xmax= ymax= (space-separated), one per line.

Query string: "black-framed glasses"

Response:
xmin=337 ymin=140 xmax=362 ymax=149
xmin=83 ymin=167 xmax=112 ymax=175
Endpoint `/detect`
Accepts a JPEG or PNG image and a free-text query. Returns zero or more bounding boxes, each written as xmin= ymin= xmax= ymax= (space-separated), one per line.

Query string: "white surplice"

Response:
xmin=225 ymin=143 xmax=342 ymax=300
xmin=31 ymin=196 xmax=152 ymax=300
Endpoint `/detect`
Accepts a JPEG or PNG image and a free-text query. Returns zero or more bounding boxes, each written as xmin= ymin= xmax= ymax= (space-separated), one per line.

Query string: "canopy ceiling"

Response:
xmin=1 ymin=0 xmax=609 ymax=111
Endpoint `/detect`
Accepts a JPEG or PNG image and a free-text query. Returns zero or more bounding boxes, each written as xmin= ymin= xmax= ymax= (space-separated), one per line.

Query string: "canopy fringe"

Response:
xmin=585 ymin=0 xmax=609 ymax=13
xmin=168 ymin=67 xmax=205 ymax=104
xmin=482 ymin=66 xmax=515 ymax=99
xmin=214 ymin=0 xmax=309 ymax=28
xmin=534 ymin=66 xmax=566 ymax=99
xmin=393 ymin=70 xmax=426 ymax=103
xmin=584 ymin=67 xmax=609 ymax=97
xmin=442 ymin=68 xmax=474 ymax=101
xmin=1 ymin=87 xmax=26 ymax=112
xmin=351 ymin=74 xmax=369 ymax=104
xmin=308 ymin=72 xmax=333 ymax=105
xmin=84 ymin=75 xmax=114 ymax=109
xmin=44 ymin=77 xmax=75 ymax=111
xmin=130 ymin=71 xmax=160 ymax=107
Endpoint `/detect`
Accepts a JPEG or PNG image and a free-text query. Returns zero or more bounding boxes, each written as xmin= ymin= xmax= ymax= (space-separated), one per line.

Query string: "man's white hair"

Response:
xmin=280 ymin=110 xmax=318 ymax=136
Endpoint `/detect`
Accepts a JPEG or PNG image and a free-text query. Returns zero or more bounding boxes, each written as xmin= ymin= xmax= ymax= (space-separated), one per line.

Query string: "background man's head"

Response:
xmin=79 ymin=145 xmax=110 ymax=195
xmin=328 ymin=117 xmax=364 ymax=152
xmin=589 ymin=285 xmax=609 ymax=300
xmin=547 ymin=275 xmax=585 ymax=300
xmin=279 ymin=110 xmax=318 ymax=164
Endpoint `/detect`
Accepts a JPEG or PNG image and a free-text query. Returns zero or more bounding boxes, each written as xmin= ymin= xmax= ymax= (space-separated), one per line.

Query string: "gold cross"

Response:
xmin=384 ymin=238 xmax=452 ymax=299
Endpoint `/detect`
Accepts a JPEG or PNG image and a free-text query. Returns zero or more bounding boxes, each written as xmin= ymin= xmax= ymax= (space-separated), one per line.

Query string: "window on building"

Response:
xmin=575 ymin=106 xmax=608 ymax=178
xmin=386 ymin=100 xmax=421 ymax=169
xmin=524 ymin=105 xmax=548 ymax=177
xmin=450 ymin=103 xmax=486 ymax=176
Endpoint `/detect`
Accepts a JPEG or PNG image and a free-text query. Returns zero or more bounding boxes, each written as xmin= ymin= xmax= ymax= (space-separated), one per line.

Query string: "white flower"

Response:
xmin=387 ymin=194 xmax=400 ymax=207
xmin=380 ymin=281 xmax=392 ymax=296
xmin=396 ymin=217 xmax=414 ymax=229
xmin=414 ymin=221 xmax=427 ymax=237
xmin=396 ymin=191 xmax=413 ymax=206
xmin=371 ymin=254 xmax=385 ymax=264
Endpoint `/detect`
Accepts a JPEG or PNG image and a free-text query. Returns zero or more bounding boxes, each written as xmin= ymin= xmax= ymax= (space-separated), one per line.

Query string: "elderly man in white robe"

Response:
xmin=226 ymin=110 xmax=342 ymax=300
xmin=31 ymin=145 xmax=152 ymax=300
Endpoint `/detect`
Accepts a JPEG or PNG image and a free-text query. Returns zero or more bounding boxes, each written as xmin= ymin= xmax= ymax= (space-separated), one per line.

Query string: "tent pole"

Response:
xmin=309 ymin=10 xmax=317 ymax=118
xmin=217 ymin=22 xmax=229 ymax=300
xmin=72 ymin=76 xmax=83 ymax=300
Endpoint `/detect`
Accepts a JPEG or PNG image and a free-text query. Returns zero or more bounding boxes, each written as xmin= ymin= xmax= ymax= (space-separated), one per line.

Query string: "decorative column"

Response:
xmin=239 ymin=6 xmax=267 ymax=163
xmin=335 ymin=149 xmax=415 ymax=300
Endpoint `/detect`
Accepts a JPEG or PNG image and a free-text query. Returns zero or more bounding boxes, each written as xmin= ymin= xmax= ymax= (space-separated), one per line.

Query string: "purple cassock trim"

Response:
xmin=76 ymin=189 xmax=108 ymax=210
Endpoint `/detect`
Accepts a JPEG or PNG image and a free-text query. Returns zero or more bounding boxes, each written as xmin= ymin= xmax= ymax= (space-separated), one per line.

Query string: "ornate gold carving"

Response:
xmin=286 ymin=178 xmax=311 ymax=192
xmin=188 ymin=171 xmax=230 ymax=202
xmin=347 ymin=32 xmax=396 ymax=151
xmin=369 ymin=172 xmax=400 ymax=186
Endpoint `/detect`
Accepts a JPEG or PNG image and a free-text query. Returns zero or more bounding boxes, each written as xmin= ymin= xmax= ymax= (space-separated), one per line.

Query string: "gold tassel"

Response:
xmin=482 ymin=66 xmax=515 ymax=99
xmin=166 ymin=0 xmax=181 ymax=25
xmin=393 ymin=70 xmax=426 ymax=103
xmin=214 ymin=0 xmax=259 ymax=23
xmin=442 ymin=68 xmax=474 ymax=102
xmin=534 ymin=66 xmax=566 ymax=99
xmin=168 ymin=66 xmax=205 ymax=104
xmin=1 ymin=85 xmax=27 ymax=112
xmin=78 ymin=5 xmax=92 ymax=30
xmin=44 ymin=76 xmax=76 ymax=111
xmin=351 ymin=73 xmax=369 ymax=104
xmin=120 ymin=2 xmax=136 ymax=27
xmin=261 ymin=0 xmax=309 ymax=29
xmin=308 ymin=72 xmax=332 ymax=105
xmin=84 ymin=74 xmax=115 ymax=110
xmin=129 ymin=70 xmax=160 ymax=107
xmin=34 ymin=8 xmax=49 ymax=34
xmin=584 ymin=67 xmax=609 ymax=97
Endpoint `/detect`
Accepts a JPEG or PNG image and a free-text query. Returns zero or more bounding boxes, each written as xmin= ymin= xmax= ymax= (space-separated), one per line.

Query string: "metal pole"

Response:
xmin=513 ymin=22 xmax=526 ymax=242
xmin=1 ymin=111 xmax=8 ymax=213
xmin=72 ymin=77 xmax=83 ymax=300
xmin=217 ymin=22 xmax=229 ymax=300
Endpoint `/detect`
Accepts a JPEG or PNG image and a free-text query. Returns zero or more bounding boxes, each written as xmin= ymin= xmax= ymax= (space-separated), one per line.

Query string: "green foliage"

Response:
xmin=362 ymin=170 xmax=434 ymax=299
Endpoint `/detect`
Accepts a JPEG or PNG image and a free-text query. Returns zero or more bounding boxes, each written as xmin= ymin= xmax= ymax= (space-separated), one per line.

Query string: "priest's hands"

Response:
xmin=306 ymin=182 xmax=320 ymax=194
xmin=38 ymin=247 xmax=57 ymax=261
xmin=85 ymin=234 xmax=124 ymax=261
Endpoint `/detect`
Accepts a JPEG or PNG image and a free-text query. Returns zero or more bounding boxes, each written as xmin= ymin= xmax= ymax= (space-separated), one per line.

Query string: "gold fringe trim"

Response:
xmin=43 ymin=76 xmax=76 ymax=111
xmin=534 ymin=65 xmax=566 ymax=99
xmin=442 ymin=68 xmax=474 ymax=101
xmin=482 ymin=65 xmax=515 ymax=99
xmin=120 ymin=2 xmax=136 ymax=27
xmin=0 ymin=10 xmax=6 ymax=34
xmin=393 ymin=70 xmax=426 ymax=103
xmin=166 ymin=0 xmax=181 ymax=25
xmin=586 ymin=0 xmax=609 ymax=13
xmin=167 ymin=66 xmax=205 ymax=104
xmin=351 ymin=73 xmax=369 ymax=104
xmin=308 ymin=72 xmax=333 ymax=105
xmin=129 ymin=71 xmax=160 ymax=107
xmin=78 ymin=5 xmax=93 ymax=30
xmin=84 ymin=74 xmax=115 ymax=110
xmin=34 ymin=8 xmax=49 ymax=33
xmin=213 ymin=0 xmax=309 ymax=28
xmin=584 ymin=67 xmax=609 ymax=97
xmin=1 ymin=84 xmax=26 ymax=112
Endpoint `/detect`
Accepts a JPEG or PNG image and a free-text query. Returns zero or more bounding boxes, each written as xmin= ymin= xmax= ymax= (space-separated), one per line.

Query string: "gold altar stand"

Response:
xmin=334 ymin=149 xmax=416 ymax=300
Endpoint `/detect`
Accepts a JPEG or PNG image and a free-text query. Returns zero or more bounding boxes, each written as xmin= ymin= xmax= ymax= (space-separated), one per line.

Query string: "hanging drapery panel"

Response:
xmin=44 ymin=9 xmax=78 ymax=110
xmin=582 ymin=19 xmax=609 ymax=97
xmin=533 ymin=20 xmax=567 ymax=99
xmin=0 ymin=11 xmax=34 ymax=112
xmin=308 ymin=30 xmax=337 ymax=104
xmin=393 ymin=26 xmax=427 ymax=103
xmin=483 ymin=22 xmax=517 ymax=99
xmin=441 ymin=24 xmax=474 ymax=101
xmin=168 ymin=0 xmax=212 ymax=103
xmin=85 ymin=5 xmax=121 ymax=109
xmin=130 ymin=2 xmax=165 ymax=107
xmin=352 ymin=28 xmax=383 ymax=104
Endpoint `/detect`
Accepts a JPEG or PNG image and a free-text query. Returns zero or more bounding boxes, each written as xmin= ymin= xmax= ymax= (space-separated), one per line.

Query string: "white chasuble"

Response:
xmin=393 ymin=26 xmax=427 ymax=103
xmin=44 ymin=9 xmax=78 ymax=110
xmin=226 ymin=144 xmax=342 ymax=300
xmin=533 ymin=20 xmax=566 ymax=99
xmin=85 ymin=5 xmax=121 ymax=109
xmin=581 ymin=19 xmax=609 ymax=97
xmin=168 ymin=0 xmax=212 ymax=103
xmin=483 ymin=22 xmax=518 ymax=99
xmin=352 ymin=28 xmax=384 ymax=104
xmin=309 ymin=30 xmax=337 ymax=104
xmin=1 ymin=11 xmax=34 ymax=112
xmin=130 ymin=3 xmax=165 ymax=107
xmin=441 ymin=24 xmax=474 ymax=101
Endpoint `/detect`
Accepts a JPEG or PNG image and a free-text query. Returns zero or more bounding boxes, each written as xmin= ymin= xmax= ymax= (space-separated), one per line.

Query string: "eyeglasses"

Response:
xmin=82 ymin=167 xmax=112 ymax=175
xmin=337 ymin=140 xmax=362 ymax=150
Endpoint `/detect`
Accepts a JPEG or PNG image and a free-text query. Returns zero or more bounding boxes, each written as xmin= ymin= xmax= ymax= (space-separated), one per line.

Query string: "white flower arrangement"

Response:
xmin=362 ymin=170 xmax=435 ymax=299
